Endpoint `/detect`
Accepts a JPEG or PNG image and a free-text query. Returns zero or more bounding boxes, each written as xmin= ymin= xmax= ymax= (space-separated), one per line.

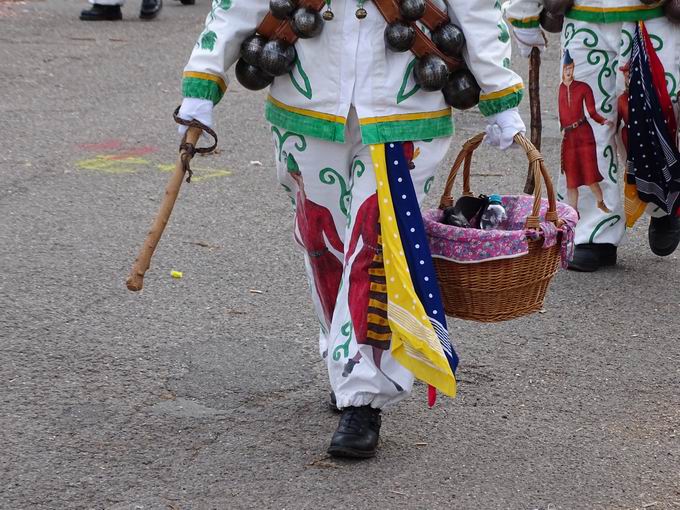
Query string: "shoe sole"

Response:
xmin=139 ymin=12 xmax=160 ymax=19
xmin=567 ymin=255 xmax=617 ymax=272
xmin=327 ymin=445 xmax=376 ymax=459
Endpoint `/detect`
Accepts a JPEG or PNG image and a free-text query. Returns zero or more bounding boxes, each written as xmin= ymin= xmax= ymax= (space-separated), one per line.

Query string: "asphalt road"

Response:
xmin=1 ymin=1 xmax=678 ymax=508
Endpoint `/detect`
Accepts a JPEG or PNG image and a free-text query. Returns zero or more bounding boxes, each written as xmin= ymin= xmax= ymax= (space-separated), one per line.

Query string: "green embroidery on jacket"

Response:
xmin=200 ymin=31 xmax=217 ymax=51
xmin=289 ymin=58 xmax=313 ymax=100
xmin=397 ymin=59 xmax=421 ymax=104
xmin=498 ymin=21 xmax=510 ymax=43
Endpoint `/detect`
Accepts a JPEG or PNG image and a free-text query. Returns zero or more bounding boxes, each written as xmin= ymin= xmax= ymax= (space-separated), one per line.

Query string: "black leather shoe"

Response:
xmin=80 ymin=4 xmax=122 ymax=20
xmin=140 ymin=0 xmax=162 ymax=19
xmin=649 ymin=215 xmax=680 ymax=256
xmin=179 ymin=0 xmax=195 ymax=4
xmin=328 ymin=406 xmax=381 ymax=459
xmin=567 ymin=243 xmax=617 ymax=272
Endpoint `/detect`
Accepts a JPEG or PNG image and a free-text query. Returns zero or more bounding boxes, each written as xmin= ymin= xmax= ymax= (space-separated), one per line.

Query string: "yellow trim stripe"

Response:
xmin=571 ymin=3 xmax=662 ymax=13
xmin=183 ymin=72 xmax=227 ymax=93
xmin=267 ymin=96 xmax=346 ymax=124
xmin=359 ymin=108 xmax=451 ymax=126
xmin=507 ymin=15 xmax=539 ymax=23
xmin=480 ymin=83 xmax=524 ymax=101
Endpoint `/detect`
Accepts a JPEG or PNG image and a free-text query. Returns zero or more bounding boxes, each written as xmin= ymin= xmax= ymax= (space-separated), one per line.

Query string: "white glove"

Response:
xmin=513 ymin=27 xmax=546 ymax=58
xmin=177 ymin=97 xmax=214 ymax=137
xmin=484 ymin=107 xmax=526 ymax=150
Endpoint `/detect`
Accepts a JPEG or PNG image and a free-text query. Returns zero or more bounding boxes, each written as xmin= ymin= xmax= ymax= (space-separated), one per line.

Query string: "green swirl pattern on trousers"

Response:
xmin=272 ymin=127 xmax=307 ymax=162
xmin=332 ymin=321 xmax=353 ymax=361
xmin=346 ymin=159 xmax=366 ymax=225
xmin=589 ymin=215 xmax=621 ymax=243
xmin=604 ymin=145 xmax=618 ymax=183
xmin=319 ymin=167 xmax=351 ymax=217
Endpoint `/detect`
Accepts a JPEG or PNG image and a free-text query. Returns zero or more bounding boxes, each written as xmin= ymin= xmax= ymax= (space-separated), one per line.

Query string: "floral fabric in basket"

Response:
xmin=423 ymin=195 xmax=578 ymax=267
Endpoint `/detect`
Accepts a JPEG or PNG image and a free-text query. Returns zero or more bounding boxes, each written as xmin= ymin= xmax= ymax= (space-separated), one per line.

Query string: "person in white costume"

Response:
xmin=177 ymin=0 xmax=527 ymax=458
xmin=504 ymin=0 xmax=680 ymax=271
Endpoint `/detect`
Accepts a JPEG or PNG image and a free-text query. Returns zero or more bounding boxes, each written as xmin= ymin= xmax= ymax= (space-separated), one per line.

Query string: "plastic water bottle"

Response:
xmin=480 ymin=194 xmax=507 ymax=230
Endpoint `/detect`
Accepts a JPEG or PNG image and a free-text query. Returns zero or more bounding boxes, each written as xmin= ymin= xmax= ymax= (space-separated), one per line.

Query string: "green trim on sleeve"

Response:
xmin=478 ymin=89 xmax=524 ymax=117
xmin=182 ymin=77 xmax=224 ymax=105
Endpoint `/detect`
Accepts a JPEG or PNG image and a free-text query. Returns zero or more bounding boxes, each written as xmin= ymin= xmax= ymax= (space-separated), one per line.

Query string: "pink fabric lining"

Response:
xmin=424 ymin=195 xmax=578 ymax=266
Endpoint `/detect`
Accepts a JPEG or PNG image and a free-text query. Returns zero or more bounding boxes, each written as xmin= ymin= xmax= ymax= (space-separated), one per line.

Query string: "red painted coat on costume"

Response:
xmin=559 ymin=80 xmax=607 ymax=188
xmin=294 ymin=192 xmax=344 ymax=328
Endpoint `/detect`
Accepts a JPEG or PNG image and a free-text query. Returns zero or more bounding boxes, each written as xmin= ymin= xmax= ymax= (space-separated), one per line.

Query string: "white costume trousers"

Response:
xmin=273 ymin=110 xmax=451 ymax=409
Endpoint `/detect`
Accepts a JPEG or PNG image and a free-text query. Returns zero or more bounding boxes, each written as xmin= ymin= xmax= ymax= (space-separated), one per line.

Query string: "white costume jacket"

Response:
xmin=182 ymin=0 xmax=524 ymax=144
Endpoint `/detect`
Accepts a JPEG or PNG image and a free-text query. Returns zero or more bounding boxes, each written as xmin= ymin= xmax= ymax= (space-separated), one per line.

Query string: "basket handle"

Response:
xmin=438 ymin=132 xmax=558 ymax=229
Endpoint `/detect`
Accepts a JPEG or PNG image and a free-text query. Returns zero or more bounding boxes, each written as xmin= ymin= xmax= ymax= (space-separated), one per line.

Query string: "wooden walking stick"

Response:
xmin=524 ymin=46 xmax=543 ymax=194
xmin=126 ymin=108 xmax=217 ymax=292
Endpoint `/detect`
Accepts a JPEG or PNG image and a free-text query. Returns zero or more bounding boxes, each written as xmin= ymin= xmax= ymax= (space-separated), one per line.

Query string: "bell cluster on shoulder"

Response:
xmin=234 ymin=0 xmax=483 ymax=111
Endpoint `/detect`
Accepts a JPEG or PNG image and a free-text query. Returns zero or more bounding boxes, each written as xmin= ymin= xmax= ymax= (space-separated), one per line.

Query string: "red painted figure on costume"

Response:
xmin=559 ymin=50 xmax=612 ymax=213
xmin=288 ymin=154 xmax=344 ymax=330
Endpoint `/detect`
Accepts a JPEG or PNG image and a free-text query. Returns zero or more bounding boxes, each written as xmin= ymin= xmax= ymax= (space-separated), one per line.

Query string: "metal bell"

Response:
xmin=432 ymin=23 xmax=465 ymax=58
xmin=399 ymin=0 xmax=425 ymax=21
xmin=442 ymin=69 xmax=480 ymax=110
xmin=259 ymin=39 xmax=297 ymax=76
xmin=292 ymin=7 xmax=324 ymax=38
xmin=414 ymin=54 xmax=449 ymax=92
xmin=269 ymin=0 xmax=298 ymax=19
xmin=240 ymin=34 xmax=268 ymax=67
xmin=384 ymin=21 xmax=416 ymax=52
xmin=665 ymin=0 xmax=680 ymax=22
xmin=322 ymin=9 xmax=334 ymax=20
xmin=539 ymin=9 xmax=564 ymax=33
xmin=235 ymin=58 xmax=275 ymax=91
xmin=355 ymin=7 xmax=367 ymax=19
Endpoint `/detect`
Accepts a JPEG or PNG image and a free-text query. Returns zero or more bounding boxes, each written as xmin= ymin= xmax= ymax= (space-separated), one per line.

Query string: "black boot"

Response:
xmin=328 ymin=391 xmax=341 ymax=413
xmin=328 ymin=406 xmax=381 ymax=459
xmin=567 ymin=243 xmax=617 ymax=272
xmin=80 ymin=4 xmax=123 ymax=20
xmin=140 ymin=0 xmax=162 ymax=19
xmin=649 ymin=215 xmax=680 ymax=256
xmin=179 ymin=0 xmax=195 ymax=4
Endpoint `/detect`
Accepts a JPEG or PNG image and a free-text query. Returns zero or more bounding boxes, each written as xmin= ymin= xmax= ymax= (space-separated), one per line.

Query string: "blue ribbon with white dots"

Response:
xmin=385 ymin=142 xmax=459 ymax=374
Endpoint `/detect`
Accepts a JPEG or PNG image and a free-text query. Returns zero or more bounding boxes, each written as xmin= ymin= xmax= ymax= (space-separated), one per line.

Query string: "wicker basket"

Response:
xmin=430 ymin=132 xmax=564 ymax=323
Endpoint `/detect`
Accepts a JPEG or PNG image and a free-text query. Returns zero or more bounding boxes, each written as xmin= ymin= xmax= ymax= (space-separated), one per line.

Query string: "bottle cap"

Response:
xmin=489 ymin=194 xmax=502 ymax=204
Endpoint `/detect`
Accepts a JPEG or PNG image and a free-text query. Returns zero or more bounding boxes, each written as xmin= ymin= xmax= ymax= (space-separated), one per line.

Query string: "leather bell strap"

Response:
xmin=256 ymin=0 xmax=464 ymax=71
xmin=257 ymin=0 xmax=327 ymax=44
xmin=372 ymin=0 xmax=463 ymax=71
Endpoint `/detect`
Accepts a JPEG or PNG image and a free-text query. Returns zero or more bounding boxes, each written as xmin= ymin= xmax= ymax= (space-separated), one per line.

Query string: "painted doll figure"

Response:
xmin=505 ymin=0 xmax=680 ymax=271
xmin=559 ymin=50 xmax=612 ymax=214
xmin=176 ymin=0 xmax=526 ymax=458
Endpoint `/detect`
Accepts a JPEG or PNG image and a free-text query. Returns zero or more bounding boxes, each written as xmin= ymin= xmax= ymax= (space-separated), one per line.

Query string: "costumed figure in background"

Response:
xmin=176 ymin=0 xmax=526 ymax=458
xmin=505 ymin=0 xmax=680 ymax=271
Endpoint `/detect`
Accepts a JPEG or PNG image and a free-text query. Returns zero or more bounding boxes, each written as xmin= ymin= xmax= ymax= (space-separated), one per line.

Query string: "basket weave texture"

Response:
xmin=427 ymin=133 xmax=569 ymax=323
